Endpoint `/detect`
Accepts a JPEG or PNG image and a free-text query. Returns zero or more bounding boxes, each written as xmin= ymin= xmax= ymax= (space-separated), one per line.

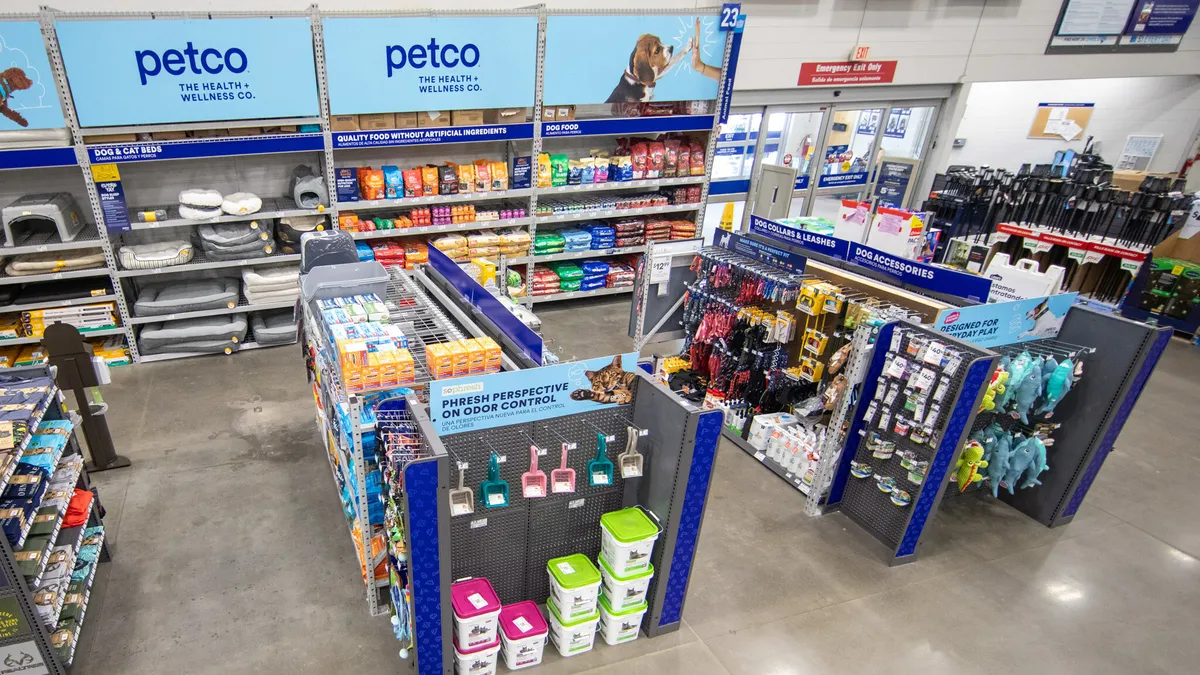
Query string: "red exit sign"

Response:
xmin=798 ymin=60 xmax=897 ymax=86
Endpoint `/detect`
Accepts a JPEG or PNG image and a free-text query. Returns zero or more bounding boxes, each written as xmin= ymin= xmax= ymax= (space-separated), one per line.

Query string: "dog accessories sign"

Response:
xmin=0 ymin=21 xmax=67 ymax=131
xmin=428 ymin=353 xmax=639 ymax=435
xmin=54 ymin=17 xmax=320 ymax=127
xmin=544 ymin=14 xmax=724 ymax=106
xmin=323 ymin=16 xmax=538 ymax=115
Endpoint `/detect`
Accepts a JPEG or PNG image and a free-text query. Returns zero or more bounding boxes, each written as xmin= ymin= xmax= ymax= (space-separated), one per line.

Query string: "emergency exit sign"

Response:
xmin=798 ymin=60 xmax=897 ymax=86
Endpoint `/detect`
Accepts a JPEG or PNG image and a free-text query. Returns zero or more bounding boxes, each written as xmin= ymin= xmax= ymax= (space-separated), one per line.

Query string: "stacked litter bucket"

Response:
xmin=452 ymin=578 xmax=550 ymax=673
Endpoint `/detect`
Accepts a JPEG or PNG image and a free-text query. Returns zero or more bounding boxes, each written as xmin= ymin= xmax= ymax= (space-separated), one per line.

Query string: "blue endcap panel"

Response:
xmin=828 ymin=322 xmax=895 ymax=507
xmin=406 ymin=459 xmax=444 ymax=675
xmin=657 ymin=409 xmax=722 ymax=627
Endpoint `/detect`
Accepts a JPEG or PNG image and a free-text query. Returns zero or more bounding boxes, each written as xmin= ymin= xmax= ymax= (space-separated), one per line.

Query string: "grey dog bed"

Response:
xmin=198 ymin=220 xmax=275 ymax=247
xmin=288 ymin=166 xmax=327 ymax=209
xmin=138 ymin=338 xmax=242 ymax=356
xmin=139 ymin=314 xmax=248 ymax=352
xmin=133 ymin=279 xmax=240 ymax=317
xmin=251 ymin=309 xmax=297 ymax=346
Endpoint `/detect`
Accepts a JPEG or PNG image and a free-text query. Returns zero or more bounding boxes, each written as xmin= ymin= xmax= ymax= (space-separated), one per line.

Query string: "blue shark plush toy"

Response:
xmin=987 ymin=431 xmax=1013 ymax=498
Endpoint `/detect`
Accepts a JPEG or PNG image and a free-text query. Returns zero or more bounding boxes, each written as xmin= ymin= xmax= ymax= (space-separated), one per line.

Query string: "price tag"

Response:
xmin=467 ymin=593 xmax=488 ymax=609
xmin=487 ymin=493 xmax=506 ymax=506
xmin=591 ymin=472 xmax=610 ymax=485
xmin=886 ymin=356 xmax=908 ymax=378
xmin=914 ymin=368 xmax=937 ymax=391
xmin=556 ymin=562 xmax=575 ymax=575
xmin=923 ymin=341 xmax=946 ymax=366
xmin=514 ymin=617 xmax=534 ymax=633
xmin=649 ymin=254 xmax=672 ymax=284
xmin=568 ymin=498 xmax=585 ymax=509
xmin=753 ymin=451 xmax=766 ymax=462
xmin=470 ymin=517 xmax=487 ymax=528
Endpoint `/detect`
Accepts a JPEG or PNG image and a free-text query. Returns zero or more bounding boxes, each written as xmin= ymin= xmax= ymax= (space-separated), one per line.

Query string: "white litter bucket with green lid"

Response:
xmin=597 ymin=554 xmax=653 ymax=610
xmin=598 ymin=592 xmax=648 ymax=645
xmin=546 ymin=553 xmax=601 ymax=620
xmin=600 ymin=507 xmax=660 ymax=577
xmin=546 ymin=597 xmax=599 ymax=657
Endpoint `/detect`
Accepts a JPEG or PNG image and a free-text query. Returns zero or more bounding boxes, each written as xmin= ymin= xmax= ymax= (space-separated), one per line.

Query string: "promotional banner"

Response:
xmin=0 ymin=21 xmax=66 ymax=130
xmin=544 ymin=14 xmax=723 ymax=105
xmin=55 ymin=18 xmax=320 ymax=127
xmin=323 ymin=16 xmax=537 ymax=115
xmin=873 ymin=159 xmax=916 ymax=209
xmin=935 ymin=293 xmax=1078 ymax=347
xmin=847 ymin=241 xmax=992 ymax=302
xmin=713 ymin=229 xmax=807 ymax=273
xmin=428 ymin=353 xmax=639 ymax=435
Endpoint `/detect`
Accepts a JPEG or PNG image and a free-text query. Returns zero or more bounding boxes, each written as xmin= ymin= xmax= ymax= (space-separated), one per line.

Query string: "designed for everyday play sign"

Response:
xmin=54 ymin=17 xmax=319 ymax=127
xmin=935 ymin=293 xmax=1078 ymax=348
xmin=429 ymin=353 xmax=639 ymax=435
xmin=323 ymin=16 xmax=537 ymax=115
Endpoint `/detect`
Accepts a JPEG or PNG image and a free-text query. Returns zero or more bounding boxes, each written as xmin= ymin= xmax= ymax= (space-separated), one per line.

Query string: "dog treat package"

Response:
xmin=402 ymin=169 xmax=423 ymax=198
xmin=382 ymin=165 xmax=403 ymax=199
xmin=663 ymin=140 xmax=680 ymax=178
xmin=610 ymin=156 xmax=633 ymax=182
xmin=550 ymin=154 xmax=569 ymax=186
xmin=359 ymin=168 xmax=385 ymax=200
xmin=537 ymin=153 xmax=553 ymax=188
xmin=687 ymin=185 xmax=703 ymax=203
xmin=630 ymin=143 xmax=649 ymax=180
xmin=690 ymin=142 xmax=706 ymax=175
xmin=647 ymin=142 xmax=665 ymax=179
xmin=490 ymin=162 xmax=508 ymax=191
xmin=591 ymin=154 xmax=610 ymax=183
xmin=473 ymin=160 xmax=491 ymax=192
xmin=438 ymin=165 xmax=458 ymax=195
xmin=455 ymin=163 xmax=475 ymax=194
xmin=678 ymin=143 xmax=692 ymax=177
xmin=421 ymin=166 xmax=439 ymax=196
xmin=567 ymin=159 xmax=583 ymax=185
xmin=579 ymin=158 xmax=595 ymax=184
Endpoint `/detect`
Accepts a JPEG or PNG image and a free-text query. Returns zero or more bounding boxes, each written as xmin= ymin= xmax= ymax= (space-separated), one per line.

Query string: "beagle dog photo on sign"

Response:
xmin=607 ymin=34 xmax=692 ymax=103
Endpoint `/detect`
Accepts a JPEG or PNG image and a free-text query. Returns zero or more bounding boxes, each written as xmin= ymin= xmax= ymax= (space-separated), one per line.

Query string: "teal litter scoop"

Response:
xmin=589 ymin=433 xmax=615 ymax=486
xmin=480 ymin=453 xmax=509 ymax=509
xmin=618 ymin=425 xmax=644 ymax=478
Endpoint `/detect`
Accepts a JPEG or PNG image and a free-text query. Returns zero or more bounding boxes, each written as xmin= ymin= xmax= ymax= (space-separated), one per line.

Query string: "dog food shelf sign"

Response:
xmin=544 ymin=15 xmax=724 ymax=106
xmin=428 ymin=353 xmax=639 ymax=435
xmin=54 ymin=18 xmax=320 ymax=127
xmin=323 ymin=16 xmax=538 ymax=115
xmin=934 ymin=293 xmax=1078 ymax=348
xmin=0 ymin=21 xmax=67 ymax=131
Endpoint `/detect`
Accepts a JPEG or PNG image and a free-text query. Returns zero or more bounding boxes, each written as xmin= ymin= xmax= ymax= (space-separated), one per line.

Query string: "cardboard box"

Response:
xmin=484 ymin=108 xmax=528 ymax=124
xmin=236 ymin=127 xmax=264 ymax=136
xmin=191 ymin=128 xmax=230 ymax=138
xmin=152 ymin=131 xmax=188 ymax=141
xmin=451 ymin=109 xmax=485 ymax=126
xmin=555 ymin=105 xmax=576 ymax=121
xmin=84 ymin=133 xmax=137 ymax=143
xmin=331 ymin=114 xmax=359 ymax=131
xmin=394 ymin=112 xmax=419 ymax=129
xmin=360 ymin=113 xmax=396 ymax=130
xmin=417 ymin=111 xmax=449 ymax=128
xmin=542 ymin=106 xmax=557 ymax=122
xmin=1111 ymin=170 xmax=1175 ymax=193
xmin=1153 ymin=231 xmax=1200 ymax=265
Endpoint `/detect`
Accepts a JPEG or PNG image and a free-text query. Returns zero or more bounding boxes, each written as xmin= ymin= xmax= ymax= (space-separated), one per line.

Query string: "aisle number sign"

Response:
xmin=719 ymin=4 xmax=742 ymax=30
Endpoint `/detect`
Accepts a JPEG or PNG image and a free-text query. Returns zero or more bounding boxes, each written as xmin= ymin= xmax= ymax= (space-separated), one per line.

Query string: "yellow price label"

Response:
xmin=91 ymin=163 xmax=121 ymax=182
xmin=1172 ymin=265 xmax=1185 ymax=275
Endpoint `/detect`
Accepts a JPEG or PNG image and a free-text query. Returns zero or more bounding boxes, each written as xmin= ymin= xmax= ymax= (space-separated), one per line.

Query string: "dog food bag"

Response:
xmin=422 ymin=166 xmax=440 ymax=196
xmin=567 ymin=159 xmax=584 ymax=185
xmin=402 ymin=169 xmax=423 ymax=198
xmin=550 ymin=154 xmax=569 ymax=187
xmin=579 ymin=158 xmax=595 ymax=185
xmin=610 ymin=156 xmax=633 ymax=182
xmin=690 ymin=142 xmax=706 ymax=175
xmin=438 ymin=165 xmax=458 ymax=195
xmin=455 ymin=163 xmax=475 ymax=194
xmin=490 ymin=162 xmax=508 ymax=191
xmin=538 ymin=153 xmax=553 ymax=188
xmin=591 ymin=154 xmax=610 ymax=183
xmin=473 ymin=160 xmax=491 ymax=192
xmin=630 ymin=143 xmax=649 ymax=180
xmin=381 ymin=165 xmax=403 ymax=199
xmin=663 ymin=140 xmax=680 ymax=178
xmin=678 ymin=143 xmax=691 ymax=177
xmin=647 ymin=142 xmax=665 ymax=179
xmin=361 ymin=169 xmax=386 ymax=200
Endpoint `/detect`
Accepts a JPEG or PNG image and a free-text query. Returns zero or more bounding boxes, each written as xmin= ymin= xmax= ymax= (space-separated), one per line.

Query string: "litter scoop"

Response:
xmin=618 ymin=425 xmax=644 ymax=478
xmin=521 ymin=445 xmax=547 ymax=498
xmin=480 ymin=453 xmax=509 ymax=508
xmin=551 ymin=442 xmax=576 ymax=493
xmin=449 ymin=464 xmax=475 ymax=516
xmin=588 ymin=433 xmax=615 ymax=486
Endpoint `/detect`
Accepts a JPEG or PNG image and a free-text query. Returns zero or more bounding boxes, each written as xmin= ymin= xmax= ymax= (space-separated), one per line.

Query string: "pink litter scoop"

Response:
xmin=521 ymin=445 xmax=547 ymax=498
xmin=551 ymin=442 xmax=576 ymax=494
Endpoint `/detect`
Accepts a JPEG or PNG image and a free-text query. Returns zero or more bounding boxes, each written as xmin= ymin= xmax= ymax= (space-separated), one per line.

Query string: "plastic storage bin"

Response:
xmin=499 ymin=601 xmax=548 ymax=670
xmin=546 ymin=597 xmax=600 ymax=657
xmin=451 ymin=578 xmax=502 ymax=650
xmin=600 ymin=507 xmax=660 ymax=577
xmin=598 ymin=592 xmax=648 ymax=645
xmin=547 ymin=553 xmax=601 ymax=620
xmin=598 ymin=555 xmax=654 ymax=610
xmin=453 ymin=636 xmax=501 ymax=675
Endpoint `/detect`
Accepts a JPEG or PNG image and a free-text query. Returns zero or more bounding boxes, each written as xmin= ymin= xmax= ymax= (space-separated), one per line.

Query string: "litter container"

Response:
xmin=598 ymin=554 xmax=654 ymax=610
xmin=598 ymin=592 xmax=648 ymax=645
xmin=499 ymin=600 xmax=548 ymax=670
xmin=600 ymin=507 xmax=660 ymax=576
xmin=546 ymin=597 xmax=599 ymax=657
xmin=453 ymin=636 xmax=501 ymax=675
xmin=546 ymin=553 xmax=601 ymax=620
xmin=451 ymin=578 xmax=502 ymax=649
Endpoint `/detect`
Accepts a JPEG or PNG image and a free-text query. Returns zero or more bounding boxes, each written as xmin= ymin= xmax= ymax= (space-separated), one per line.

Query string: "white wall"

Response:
xmin=949 ymin=76 xmax=1200 ymax=173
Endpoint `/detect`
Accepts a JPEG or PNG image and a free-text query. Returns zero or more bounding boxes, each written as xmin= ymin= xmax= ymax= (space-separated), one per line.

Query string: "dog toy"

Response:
xmin=987 ymin=431 xmax=1013 ymax=498
xmin=954 ymin=441 xmax=988 ymax=492
xmin=1037 ymin=358 xmax=1073 ymax=415
xmin=1011 ymin=364 xmax=1044 ymax=424
xmin=996 ymin=351 xmax=1030 ymax=411
xmin=1021 ymin=437 xmax=1049 ymax=488
xmin=1003 ymin=436 xmax=1036 ymax=494
xmin=979 ymin=367 xmax=1009 ymax=412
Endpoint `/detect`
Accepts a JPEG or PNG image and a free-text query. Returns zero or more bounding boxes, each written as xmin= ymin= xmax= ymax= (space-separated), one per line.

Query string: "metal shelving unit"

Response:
xmin=123 ymin=198 xmax=325 ymax=231
xmin=114 ymin=252 xmax=302 ymax=279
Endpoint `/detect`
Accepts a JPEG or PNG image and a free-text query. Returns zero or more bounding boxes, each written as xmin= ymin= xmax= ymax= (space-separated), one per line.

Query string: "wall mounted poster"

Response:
xmin=0 ymin=21 xmax=66 ymax=130
xmin=323 ymin=16 xmax=538 ymax=115
xmin=428 ymin=353 xmax=639 ymax=435
xmin=544 ymin=14 xmax=724 ymax=105
xmin=55 ymin=17 xmax=320 ymax=127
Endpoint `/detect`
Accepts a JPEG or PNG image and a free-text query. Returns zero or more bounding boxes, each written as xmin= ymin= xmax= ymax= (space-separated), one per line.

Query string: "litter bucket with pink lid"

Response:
xmin=451 ymin=578 xmax=501 ymax=650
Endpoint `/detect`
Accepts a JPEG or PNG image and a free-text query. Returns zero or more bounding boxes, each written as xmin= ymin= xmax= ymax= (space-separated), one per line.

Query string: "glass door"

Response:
xmin=808 ymin=106 xmax=885 ymax=224
xmin=759 ymin=107 xmax=827 ymax=218
xmin=872 ymin=105 xmax=939 ymax=209
xmin=711 ymin=107 xmax=763 ymax=195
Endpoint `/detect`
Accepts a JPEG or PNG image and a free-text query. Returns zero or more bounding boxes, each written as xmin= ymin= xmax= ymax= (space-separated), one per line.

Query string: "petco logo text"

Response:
xmin=386 ymin=39 xmax=480 ymax=76
xmin=136 ymin=43 xmax=248 ymax=85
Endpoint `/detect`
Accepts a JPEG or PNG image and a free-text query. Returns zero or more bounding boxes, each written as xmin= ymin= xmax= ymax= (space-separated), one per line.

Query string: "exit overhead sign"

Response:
xmin=798 ymin=60 xmax=897 ymax=86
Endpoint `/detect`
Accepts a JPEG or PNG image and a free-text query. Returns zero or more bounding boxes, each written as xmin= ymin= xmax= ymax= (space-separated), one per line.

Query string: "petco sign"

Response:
xmin=54 ymin=17 xmax=320 ymax=126
xmin=798 ymin=60 xmax=897 ymax=86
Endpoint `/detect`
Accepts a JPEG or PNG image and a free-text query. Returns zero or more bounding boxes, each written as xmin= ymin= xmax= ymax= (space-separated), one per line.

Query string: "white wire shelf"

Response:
xmin=533 ymin=203 xmax=701 ymax=224
xmin=528 ymin=286 xmax=633 ymax=303
xmin=536 ymin=176 xmax=704 ymax=196
xmin=510 ymin=246 xmax=645 ymax=264
xmin=349 ymin=217 xmax=531 ymax=241
xmin=127 ymin=298 xmax=295 ymax=325
xmin=341 ymin=188 xmax=532 ymax=213
xmin=115 ymin=251 xmax=301 ymax=278
xmin=1 ymin=228 xmax=103 ymax=256
xmin=124 ymin=197 xmax=327 ymax=231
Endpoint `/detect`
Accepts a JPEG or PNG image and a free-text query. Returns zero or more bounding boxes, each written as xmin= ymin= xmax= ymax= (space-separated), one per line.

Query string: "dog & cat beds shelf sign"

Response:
xmin=428 ymin=352 xmax=639 ymax=435
xmin=544 ymin=14 xmax=725 ymax=105
xmin=52 ymin=16 xmax=320 ymax=127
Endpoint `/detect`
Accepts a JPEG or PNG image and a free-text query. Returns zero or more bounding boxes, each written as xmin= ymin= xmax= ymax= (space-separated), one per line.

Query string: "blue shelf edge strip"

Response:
xmin=0 ymin=146 xmax=78 ymax=170
xmin=87 ymin=133 xmax=324 ymax=163
xmin=542 ymin=115 xmax=715 ymax=138
xmin=333 ymin=123 xmax=534 ymax=149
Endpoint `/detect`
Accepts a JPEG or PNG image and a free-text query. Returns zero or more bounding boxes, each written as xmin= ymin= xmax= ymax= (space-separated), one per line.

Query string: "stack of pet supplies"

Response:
xmin=530 ymin=267 xmax=560 ymax=297
xmin=7 ymin=303 xmax=117 ymax=338
xmin=534 ymin=232 xmax=565 ymax=257
xmin=138 ymin=314 xmax=248 ymax=356
xmin=1 ymin=416 xmax=76 ymax=548
xmin=175 ymin=189 xmax=263 ymax=221
xmin=49 ymin=526 xmax=107 ymax=665
xmin=320 ymin=294 xmax=415 ymax=392
xmin=198 ymin=219 xmax=275 ymax=261
xmin=580 ymin=223 xmax=615 ymax=249
xmin=607 ymin=259 xmax=636 ymax=289
xmin=612 ymin=219 xmax=645 ymax=247
xmin=557 ymin=228 xmax=592 ymax=253
xmin=242 ymin=266 xmax=300 ymax=306
xmin=547 ymin=262 xmax=583 ymax=292
xmin=581 ymin=260 xmax=609 ymax=291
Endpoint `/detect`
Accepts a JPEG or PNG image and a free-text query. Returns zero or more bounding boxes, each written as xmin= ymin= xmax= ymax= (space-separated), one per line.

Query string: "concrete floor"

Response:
xmin=72 ymin=298 xmax=1200 ymax=675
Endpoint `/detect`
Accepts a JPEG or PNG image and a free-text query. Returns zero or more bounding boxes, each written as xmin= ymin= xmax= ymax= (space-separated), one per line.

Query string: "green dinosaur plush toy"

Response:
xmin=954 ymin=440 xmax=988 ymax=493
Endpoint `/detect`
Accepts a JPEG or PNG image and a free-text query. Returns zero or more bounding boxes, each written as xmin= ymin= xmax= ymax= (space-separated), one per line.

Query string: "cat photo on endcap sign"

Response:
xmin=570 ymin=355 xmax=637 ymax=405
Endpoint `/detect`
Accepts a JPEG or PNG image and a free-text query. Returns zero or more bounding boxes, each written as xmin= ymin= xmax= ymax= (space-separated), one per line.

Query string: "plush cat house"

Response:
xmin=2 ymin=193 xmax=87 ymax=246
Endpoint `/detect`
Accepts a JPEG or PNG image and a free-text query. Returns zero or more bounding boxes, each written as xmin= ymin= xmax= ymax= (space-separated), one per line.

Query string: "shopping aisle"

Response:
xmin=72 ymin=299 xmax=1200 ymax=675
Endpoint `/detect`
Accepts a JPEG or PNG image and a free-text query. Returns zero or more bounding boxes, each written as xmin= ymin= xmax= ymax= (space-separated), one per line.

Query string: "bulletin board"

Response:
xmin=1028 ymin=102 xmax=1094 ymax=141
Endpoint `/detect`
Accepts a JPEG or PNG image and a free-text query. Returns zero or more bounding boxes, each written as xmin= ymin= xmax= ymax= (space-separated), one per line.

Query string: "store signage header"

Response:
xmin=798 ymin=60 xmax=897 ymax=86
xmin=935 ymin=293 xmax=1078 ymax=348
xmin=713 ymin=229 xmax=807 ymax=273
